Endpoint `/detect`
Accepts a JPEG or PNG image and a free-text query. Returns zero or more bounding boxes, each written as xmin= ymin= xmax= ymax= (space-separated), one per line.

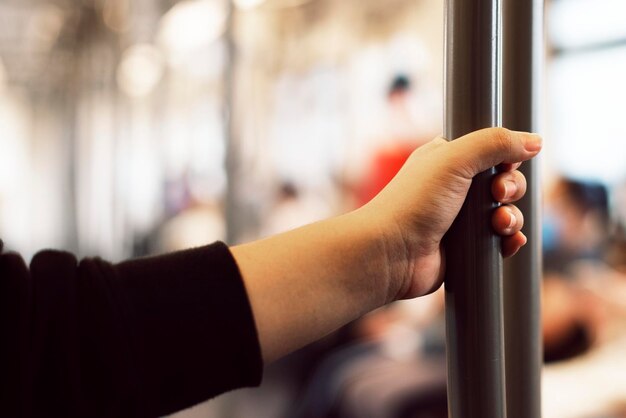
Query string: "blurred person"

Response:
xmin=352 ymin=87 xmax=444 ymax=342
xmin=266 ymin=77 xmax=444 ymax=418
xmin=606 ymin=181 xmax=626 ymax=274
xmin=357 ymin=75 xmax=432 ymax=206
xmin=543 ymin=178 xmax=610 ymax=274
xmin=257 ymin=75 xmax=441 ymax=415
xmin=541 ymin=178 xmax=626 ymax=363
xmin=292 ymin=76 xmax=449 ymax=417
xmin=538 ymin=177 xmax=626 ymax=418
xmin=335 ymin=182 xmax=623 ymax=417
xmin=0 ymin=128 xmax=541 ymax=417
xmin=349 ymin=76 xmax=445 ymax=348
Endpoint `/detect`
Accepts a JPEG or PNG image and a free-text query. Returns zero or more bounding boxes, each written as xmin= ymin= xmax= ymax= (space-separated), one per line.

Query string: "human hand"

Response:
xmin=232 ymin=128 xmax=541 ymax=362
xmin=361 ymin=128 xmax=543 ymax=301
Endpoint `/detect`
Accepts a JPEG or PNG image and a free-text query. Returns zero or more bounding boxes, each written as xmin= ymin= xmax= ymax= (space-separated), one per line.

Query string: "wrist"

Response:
xmin=347 ymin=206 xmax=414 ymax=305
xmin=353 ymin=201 xmax=444 ymax=302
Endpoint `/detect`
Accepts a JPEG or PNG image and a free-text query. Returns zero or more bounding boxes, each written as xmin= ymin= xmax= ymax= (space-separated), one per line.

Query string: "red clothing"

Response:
xmin=358 ymin=144 xmax=416 ymax=205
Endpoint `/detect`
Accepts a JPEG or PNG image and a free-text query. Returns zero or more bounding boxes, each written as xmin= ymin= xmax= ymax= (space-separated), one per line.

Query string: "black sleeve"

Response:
xmin=0 ymin=240 xmax=263 ymax=418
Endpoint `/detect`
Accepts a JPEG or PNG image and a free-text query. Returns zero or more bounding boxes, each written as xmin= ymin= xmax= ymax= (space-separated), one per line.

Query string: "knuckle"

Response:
xmin=513 ymin=206 xmax=525 ymax=226
xmin=491 ymin=128 xmax=514 ymax=156
xmin=514 ymin=170 xmax=527 ymax=187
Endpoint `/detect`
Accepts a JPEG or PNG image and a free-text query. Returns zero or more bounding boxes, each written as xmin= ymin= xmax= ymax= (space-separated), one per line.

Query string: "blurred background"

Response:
xmin=0 ymin=0 xmax=625 ymax=417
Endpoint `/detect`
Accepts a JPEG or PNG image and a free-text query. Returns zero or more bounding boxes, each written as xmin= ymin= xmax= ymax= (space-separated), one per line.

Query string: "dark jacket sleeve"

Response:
xmin=0 ymin=240 xmax=263 ymax=418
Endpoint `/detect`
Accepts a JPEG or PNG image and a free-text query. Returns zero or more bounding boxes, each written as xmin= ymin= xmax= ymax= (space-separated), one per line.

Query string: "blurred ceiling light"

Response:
xmin=117 ymin=44 xmax=164 ymax=98
xmin=234 ymin=0 xmax=267 ymax=11
xmin=103 ymin=0 xmax=130 ymax=33
xmin=550 ymin=0 xmax=626 ymax=50
xmin=29 ymin=4 xmax=65 ymax=51
xmin=157 ymin=0 xmax=227 ymax=68
xmin=177 ymin=40 xmax=226 ymax=80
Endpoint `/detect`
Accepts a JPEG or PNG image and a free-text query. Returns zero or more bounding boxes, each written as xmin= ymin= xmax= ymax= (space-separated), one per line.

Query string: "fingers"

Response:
xmin=449 ymin=128 xmax=542 ymax=179
xmin=492 ymin=169 xmax=527 ymax=203
xmin=491 ymin=161 xmax=529 ymax=257
xmin=493 ymin=204 xmax=526 ymax=257
xmin=502 ymin=232 xmax=527 ymax=258
xmin=492 ymin=204 xmax=524 ymax=236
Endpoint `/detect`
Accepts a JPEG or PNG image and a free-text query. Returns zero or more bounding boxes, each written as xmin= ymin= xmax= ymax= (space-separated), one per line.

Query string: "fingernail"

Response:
xmin=507 ymin=208 xmax=516 ymax=229
xmin=524 ymin=134 xmax=543 ymax=152
xmin=504 ymin=180 xmax=517 ymax=199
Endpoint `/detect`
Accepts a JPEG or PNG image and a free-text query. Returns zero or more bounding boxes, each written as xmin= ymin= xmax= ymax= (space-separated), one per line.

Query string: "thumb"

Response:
xmin=448 ymin=127 xmax=542 ymax=178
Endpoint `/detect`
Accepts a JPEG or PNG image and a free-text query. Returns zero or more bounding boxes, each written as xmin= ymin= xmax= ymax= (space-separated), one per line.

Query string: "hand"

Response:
xmin=232 ymin=128 xmax=542 ymax=362
xmin=362 ymin=128 xmax=543 ymax=300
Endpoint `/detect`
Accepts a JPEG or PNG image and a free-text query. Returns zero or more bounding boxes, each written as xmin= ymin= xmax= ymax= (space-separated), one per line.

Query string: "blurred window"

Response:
xmin=548 ymin=0 xmax=626 ymax=184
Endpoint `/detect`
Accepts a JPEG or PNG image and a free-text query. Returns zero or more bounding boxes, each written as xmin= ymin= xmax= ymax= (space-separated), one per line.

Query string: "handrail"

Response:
xmin=443 ymin=0 xmax=507 ymax=417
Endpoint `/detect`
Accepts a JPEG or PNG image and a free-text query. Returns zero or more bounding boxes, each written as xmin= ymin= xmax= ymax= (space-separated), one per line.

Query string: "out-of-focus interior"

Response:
xmin=0 ymin=0 xmax=624 ymax=417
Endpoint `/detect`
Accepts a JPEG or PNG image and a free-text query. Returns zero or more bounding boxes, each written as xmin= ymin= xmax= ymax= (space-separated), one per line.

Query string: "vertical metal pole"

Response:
xmin=503 ymin=1 xmax=543 ymax=417
xmin=443 ymin=0 xmax=506 ymax=417
xmin=223 ymin=0 xmax=240 ymax=245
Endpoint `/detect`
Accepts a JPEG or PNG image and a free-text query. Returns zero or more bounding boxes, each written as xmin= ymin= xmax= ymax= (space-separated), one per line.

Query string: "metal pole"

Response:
xmin=223 ymin=0 xmax=240 ymax=245
xmin=502 ymin=0 xmax=543 ymax=417
xmin=443 ymin=0 xmax=506 ymax=417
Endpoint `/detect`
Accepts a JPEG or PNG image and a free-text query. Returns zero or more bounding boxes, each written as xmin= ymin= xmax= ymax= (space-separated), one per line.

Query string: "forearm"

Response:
xmin=231 ymin=207 xmax=405 ymax=363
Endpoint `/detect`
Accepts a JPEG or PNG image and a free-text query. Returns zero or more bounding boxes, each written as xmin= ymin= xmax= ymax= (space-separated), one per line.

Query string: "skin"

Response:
xmin=231 ymin=127 xmax=543 ymax=363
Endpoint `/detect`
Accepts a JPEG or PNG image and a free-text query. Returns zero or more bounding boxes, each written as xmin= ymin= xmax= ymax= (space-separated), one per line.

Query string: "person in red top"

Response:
xmin=358 ymin=75 xmax=432 ymax=205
